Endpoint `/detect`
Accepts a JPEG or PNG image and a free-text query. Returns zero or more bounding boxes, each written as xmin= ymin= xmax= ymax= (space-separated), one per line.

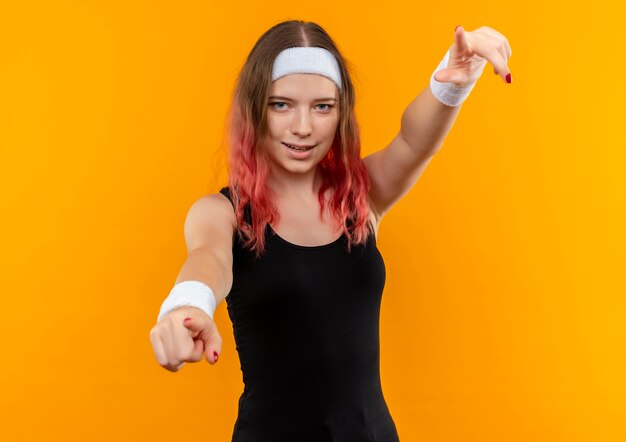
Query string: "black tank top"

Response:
xmin=219 ymin=186 xmax=400 ymax=442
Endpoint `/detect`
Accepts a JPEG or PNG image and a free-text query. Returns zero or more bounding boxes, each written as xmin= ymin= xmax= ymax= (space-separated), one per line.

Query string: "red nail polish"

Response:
xmin=506 ymin=73 xmax=512 ymax=83
xmin=213 ymin=351 xmax=219 ymax=362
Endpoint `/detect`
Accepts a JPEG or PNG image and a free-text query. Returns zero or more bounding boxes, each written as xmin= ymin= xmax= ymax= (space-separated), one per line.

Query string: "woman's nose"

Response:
xmin=291 ymin=109 xmax=312 ymax=136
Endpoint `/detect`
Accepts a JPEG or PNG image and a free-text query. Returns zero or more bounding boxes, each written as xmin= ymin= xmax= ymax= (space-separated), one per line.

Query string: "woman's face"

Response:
xmin=263 ymin=73 xmax=340 ymax=176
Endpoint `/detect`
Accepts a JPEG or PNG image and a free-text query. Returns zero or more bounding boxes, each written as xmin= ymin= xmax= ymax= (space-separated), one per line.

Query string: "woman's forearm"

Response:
xmin=399 ymin=83 xmax=463 ymax=158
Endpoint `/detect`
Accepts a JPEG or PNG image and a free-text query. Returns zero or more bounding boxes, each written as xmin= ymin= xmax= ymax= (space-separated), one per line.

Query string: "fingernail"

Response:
xmin=184 ymin=317 xmax=191 ymax=323
xmin=506 ymin=73 xmax=512 ymax=83
xmin=455 ymin=25 xmax=461 ymax=32
xmin=213 ymin=351 xmax=219 ymax=362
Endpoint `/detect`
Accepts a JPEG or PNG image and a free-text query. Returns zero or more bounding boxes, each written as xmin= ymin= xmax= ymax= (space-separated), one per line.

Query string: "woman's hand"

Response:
xmin=434 ymin=25 xmax=513 ymax=86
xmin=150 ymin=306 xmax=223 ymax=372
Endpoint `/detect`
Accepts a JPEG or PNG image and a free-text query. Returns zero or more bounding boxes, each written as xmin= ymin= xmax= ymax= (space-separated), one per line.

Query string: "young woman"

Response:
xmin=150 ymin=19 xmax=512 ymax=441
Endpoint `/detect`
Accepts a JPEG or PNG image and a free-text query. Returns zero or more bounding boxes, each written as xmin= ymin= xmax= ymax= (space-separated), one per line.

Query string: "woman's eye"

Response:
xmin=269 ymin=102 xmax=334 ymax=111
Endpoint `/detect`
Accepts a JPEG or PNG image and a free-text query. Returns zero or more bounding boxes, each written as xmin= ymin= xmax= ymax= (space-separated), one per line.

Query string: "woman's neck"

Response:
xmin=268 ymin=168 xmax=324 ymax=200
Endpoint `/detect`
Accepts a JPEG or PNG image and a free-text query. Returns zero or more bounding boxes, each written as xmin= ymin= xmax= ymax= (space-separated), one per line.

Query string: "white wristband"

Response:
xmin=157 ymin=280 xmax=217 ymax=322
xmin=429 ymin=49 xmax=481 ymax=107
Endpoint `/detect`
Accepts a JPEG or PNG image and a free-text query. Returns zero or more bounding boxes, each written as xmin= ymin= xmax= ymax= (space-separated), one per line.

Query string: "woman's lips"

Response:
xmin=282 ymin=142 xmax=315 ymax=150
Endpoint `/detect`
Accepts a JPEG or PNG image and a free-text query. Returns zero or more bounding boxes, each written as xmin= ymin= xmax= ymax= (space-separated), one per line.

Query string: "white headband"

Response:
xmin=271 ymin=47 xmax=342 ymax=91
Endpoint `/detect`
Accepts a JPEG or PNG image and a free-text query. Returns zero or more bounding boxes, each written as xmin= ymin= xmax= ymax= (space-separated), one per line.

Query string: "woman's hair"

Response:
xmin=224 ymin=19 xmax=373 ymax=258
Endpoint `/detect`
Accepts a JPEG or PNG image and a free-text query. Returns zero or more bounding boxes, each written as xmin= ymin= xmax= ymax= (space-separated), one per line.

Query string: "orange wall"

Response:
xmin=1 ymin=1 xmax=624 ymax=441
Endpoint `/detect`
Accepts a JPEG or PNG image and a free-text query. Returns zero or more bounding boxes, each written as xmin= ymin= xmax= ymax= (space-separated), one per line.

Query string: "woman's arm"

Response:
xmin=363 ymin=25 xmax=513 ymax=218
xmin=399 ymin=84 xmax=462 ymax=159
xmin=362 ymin=88 xmax=459 ymax=220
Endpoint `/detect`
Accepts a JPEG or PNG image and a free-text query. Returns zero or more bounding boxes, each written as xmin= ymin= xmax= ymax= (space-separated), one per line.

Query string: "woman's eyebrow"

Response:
xmin=269 ymin=96 xmax=337 ymax=102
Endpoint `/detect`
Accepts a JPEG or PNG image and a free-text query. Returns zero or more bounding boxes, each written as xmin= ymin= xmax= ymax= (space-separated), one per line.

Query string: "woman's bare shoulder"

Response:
xmin=183 ymin=193 xmax=237 ymax=252
xmin=366 ymin=194 xmax=382 ymax=240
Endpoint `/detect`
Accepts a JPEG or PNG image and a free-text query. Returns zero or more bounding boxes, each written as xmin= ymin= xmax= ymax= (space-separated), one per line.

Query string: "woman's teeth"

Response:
xmin=284 ymin=143 xmax=313 ymax=151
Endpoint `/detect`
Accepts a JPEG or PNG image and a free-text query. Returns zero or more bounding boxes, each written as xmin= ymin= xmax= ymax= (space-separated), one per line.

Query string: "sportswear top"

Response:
xmin=219 ymin=186 xmax=399 ymax=442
